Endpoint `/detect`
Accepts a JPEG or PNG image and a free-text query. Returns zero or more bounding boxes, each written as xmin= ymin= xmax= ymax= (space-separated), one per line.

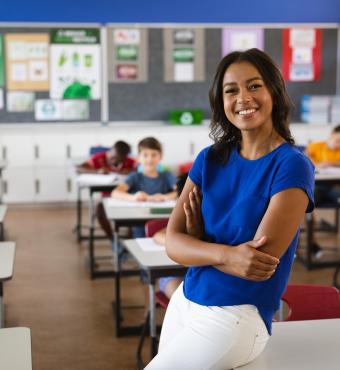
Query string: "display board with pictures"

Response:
xmin=107 ymin=27 xmax=148 ymax=83
xmin=163 ymin=28 xmax=205 ymax=82
xmin=0 ymin=26 xmax=102 ymax=123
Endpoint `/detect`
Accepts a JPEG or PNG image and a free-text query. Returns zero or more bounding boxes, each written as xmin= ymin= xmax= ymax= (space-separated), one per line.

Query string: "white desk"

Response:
xmin=75 ymin=174 xmax=125 ymax=278
xmin=103 ymin=198 xmax=174 ymax=337
xmin=239 ymin=319 xmax=340 ymax=370
xmin=0 ymin=327 xmax=32 ymax=370
xmin=124 ymin=238 xmax=186 ymax=359
xmin=0 ymin=242 xmax=16 ymax=328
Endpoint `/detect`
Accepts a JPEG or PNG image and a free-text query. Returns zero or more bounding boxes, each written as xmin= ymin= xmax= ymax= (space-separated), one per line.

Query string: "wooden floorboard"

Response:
xmin=2 ymin=206 xmax=338 ymax=370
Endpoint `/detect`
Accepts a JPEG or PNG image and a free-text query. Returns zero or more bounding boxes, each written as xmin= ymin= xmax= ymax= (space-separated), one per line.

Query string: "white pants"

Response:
xmin=145 ymin=283 xmax=269 ymax=370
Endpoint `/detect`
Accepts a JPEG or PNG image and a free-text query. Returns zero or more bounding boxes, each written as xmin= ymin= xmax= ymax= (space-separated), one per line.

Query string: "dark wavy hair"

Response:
xmin=208 ymin=48 xmax=294 ymax=164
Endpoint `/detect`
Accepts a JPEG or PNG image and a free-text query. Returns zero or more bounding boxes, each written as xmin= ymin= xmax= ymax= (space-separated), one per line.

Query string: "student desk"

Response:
xmin=103 ymin=198 xmax=174 ymax=337
xmin=298 ymin=170 xmax=340 ymax=288
xmin=0 ymin=242 xmax=16 ymax=328
xmin=0 ymin=327 xmax=32 ymax=370
xmin=240 ymin=319 xmax=340 ymax=370
xmin=75 ymin=174 xmax=124 ymax=279
xmin=123 ymin=238 xmax=186 ymax=359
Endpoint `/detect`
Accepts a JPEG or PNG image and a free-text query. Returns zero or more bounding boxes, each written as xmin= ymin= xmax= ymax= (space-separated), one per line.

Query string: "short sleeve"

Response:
xmin=124 ymin=172 xmax=138 ymax=192
xmin=271 ymin=152 xmax=315 ymax=213
xmin=189 ymin=147 xmax=209 ymax=187
xmin=164 ymin=172 xmax=177 ymax=191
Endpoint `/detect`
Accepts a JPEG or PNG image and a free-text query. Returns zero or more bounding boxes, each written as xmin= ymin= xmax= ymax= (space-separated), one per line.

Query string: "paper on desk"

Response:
xmin=76 ymin=173 xmax=125 ymax=185
xmin=316 ymin=167 xmax=340 ymax=175
xmin=136 ymin=238 xmax=165 ymax=252
xmin=106 ymin=198 xmax=176 ymax=208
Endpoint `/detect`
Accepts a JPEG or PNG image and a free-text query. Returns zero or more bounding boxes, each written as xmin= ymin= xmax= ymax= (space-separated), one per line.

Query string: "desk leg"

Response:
xmin=113 ymin=230 xmax=122 ymax=336
xmin=89 ymin=191 xmax=96 ymax=279
xmin=0 ymin=283 xmax=3 ymax=328
xmin=306 ymin=213 xmax=313 ymax=267
xmin=76 ymin=186 xmax=82 ymax=242
xmin=149 ymin=283 xmax=158 ymax=358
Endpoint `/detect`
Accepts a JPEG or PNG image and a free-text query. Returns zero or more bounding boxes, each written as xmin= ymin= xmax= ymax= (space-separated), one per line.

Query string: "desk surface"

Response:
xmin=240 ymin=319 xmax=340 ymax=370
xmin=124 ymin=239 xmax=179 ymax=269
xmin=0 ymin=242 xmax=15 ymax=280
xmin=103 ymin=198 xmax=173 ymax=221
xmin=0 ymin=327 xmax=32 ymax=370
xmin=76 ymin=173 xmax=125 ymax=187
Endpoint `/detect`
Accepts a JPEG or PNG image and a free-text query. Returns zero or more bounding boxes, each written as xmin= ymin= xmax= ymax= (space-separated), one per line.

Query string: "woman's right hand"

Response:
xmin=215 ymin=236 xmax=280 ymax=282
xmin=183 ymin=186 xmax=204 ymax=239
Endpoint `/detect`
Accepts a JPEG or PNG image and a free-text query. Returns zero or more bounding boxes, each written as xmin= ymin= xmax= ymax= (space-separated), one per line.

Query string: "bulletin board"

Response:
xmin=0 ymin=26 xmax=102 ymax=123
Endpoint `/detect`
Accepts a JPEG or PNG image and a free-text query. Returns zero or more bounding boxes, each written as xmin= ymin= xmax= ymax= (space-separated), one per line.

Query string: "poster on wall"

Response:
xmin=7 ymin=91 xmax=35 ymax=112
xmin=35 ymin=99 xmax=62 ymax=120
xmin=5 ymin=33 xmax=49 ymax=91
xmin=282 ymin=28 xmax=321 ymax=81
xmin=222 ymin=29 xmax=264 ymax=56
xmin=0 ymin=35 xmax=4 ymax=87
xmin=50 ymin=28 xmax=101 ymax=99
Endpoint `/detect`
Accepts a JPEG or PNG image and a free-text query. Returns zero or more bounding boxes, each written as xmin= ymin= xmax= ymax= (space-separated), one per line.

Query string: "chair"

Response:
xmin=136 ymin=219 xmax=170 ymax=369
xmin=89 ymin=146 xmax=110 ymax=156
xmin=281 ymin=284 xmax=340 ymax=321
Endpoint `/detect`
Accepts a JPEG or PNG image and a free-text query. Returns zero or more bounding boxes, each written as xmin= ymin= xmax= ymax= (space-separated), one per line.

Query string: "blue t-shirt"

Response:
xmin=186 ymin=143 xmax=315 ymax=334
xmin=125 ymin=171 xmax=176 ymax=195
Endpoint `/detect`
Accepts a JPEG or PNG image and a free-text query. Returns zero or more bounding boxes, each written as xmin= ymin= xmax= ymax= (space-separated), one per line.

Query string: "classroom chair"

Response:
xmin=89 ymin=146 xmax=110 ymax=156
xmin=136 ymin=219 xmax=170 ymax=369
xmin=281 ymin=284 xmax=340 ymax=321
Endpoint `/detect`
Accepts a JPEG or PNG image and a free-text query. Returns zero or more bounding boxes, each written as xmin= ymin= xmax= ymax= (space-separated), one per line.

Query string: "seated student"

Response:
xmin=77 ymin=140 xmax=136 ymax=240
xmin=76 ymin=140 xmax=135 ymax=175
xmin=153 ymin=173 xmax=189 ymax=299
xmin=306 ymin=125 xmax=340 ymax=257
xmin=112 ymin=137 xmax=177 ymax=238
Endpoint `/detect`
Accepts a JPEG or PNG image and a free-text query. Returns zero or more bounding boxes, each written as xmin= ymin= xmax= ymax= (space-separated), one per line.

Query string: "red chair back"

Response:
xmin=281 ymin=284 xmax=340 ymax=321
xmin=145 ymin=219 xmax=169 ymax=237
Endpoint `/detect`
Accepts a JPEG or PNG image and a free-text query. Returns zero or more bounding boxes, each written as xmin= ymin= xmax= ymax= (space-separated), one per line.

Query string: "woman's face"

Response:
xmin=222 ymin=61 xmax=273 ymax=133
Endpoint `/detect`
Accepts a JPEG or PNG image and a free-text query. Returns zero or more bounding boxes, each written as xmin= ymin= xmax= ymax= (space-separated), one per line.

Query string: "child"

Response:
xmin=77 ymin=140 xmax=136 ymax=240
xmin=112 ymin=137 xmax=177 ymax=239
xmin=77 ymin=140 xmax=135 ymax=175
xmin=305 ymin=125 xmax=340 ymax=257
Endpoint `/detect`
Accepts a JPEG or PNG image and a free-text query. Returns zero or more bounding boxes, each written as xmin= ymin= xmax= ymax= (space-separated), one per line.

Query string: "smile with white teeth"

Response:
xmin=238 ymin=108 xmax=257 ymax=115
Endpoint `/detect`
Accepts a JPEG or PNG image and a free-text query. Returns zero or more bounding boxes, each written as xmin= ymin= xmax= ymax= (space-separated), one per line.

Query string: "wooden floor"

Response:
xmin=3 ymin=206 xmax=339 ymax=370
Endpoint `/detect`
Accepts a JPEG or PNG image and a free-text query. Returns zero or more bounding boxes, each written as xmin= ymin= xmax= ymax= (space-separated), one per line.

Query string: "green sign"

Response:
xmin=173 ymin=48 xmax=194 ymax=62
xmin=51 ymin=29 xmax=100 ymax=44
xmin=169 ymin=109 xmax=203 ymax=125
xmin=0 ymin=35 xmax=4 ymax=87
xmin=116 ymin=45 xmax=138 ymax=61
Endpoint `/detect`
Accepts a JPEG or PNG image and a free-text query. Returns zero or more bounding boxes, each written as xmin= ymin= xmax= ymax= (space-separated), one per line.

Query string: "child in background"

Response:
xmin=305 ymin=124 xmax=340 ymax=257
xmin=77 ymin=140 xmax=135 ymax=175
xmin=112 ymin=137 xmax=177 ymax=237
xmin=77 ymin=140 xmax=136 ymax=240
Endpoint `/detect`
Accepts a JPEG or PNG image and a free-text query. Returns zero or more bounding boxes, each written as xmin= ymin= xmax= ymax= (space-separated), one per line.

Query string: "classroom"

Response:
xmin=0 ymin=0 xmax=340 ymax=369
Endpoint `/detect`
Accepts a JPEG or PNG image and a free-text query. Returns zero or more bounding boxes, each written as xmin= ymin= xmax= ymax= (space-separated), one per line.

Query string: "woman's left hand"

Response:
xmin=184 ymin=186 xmax=204 ymax=239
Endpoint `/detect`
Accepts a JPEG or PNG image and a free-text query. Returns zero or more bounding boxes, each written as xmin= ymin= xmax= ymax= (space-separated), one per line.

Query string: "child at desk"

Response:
xmin=77 ymin=140 xmax=136 ymax=240
xmin=76 ymin=140 xmax=135 ymax=175
xmin=112 ymin=137 xmax=177 ymax=237
xmin=305 ymin=125 xmax=340 ymax=257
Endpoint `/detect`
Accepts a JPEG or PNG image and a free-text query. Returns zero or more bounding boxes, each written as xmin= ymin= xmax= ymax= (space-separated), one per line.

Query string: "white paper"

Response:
xmin=290 ymin=64 xmax=314 ymax=81
xmin=114 ymin=29 xmax=140 ymax=45
xmin=76 ymin=173 xmax=125 ymax=186
xmin=8 ymin=41 xmax=27 ymax=60
xmin=292 ymin=47 xmax=312 ymax=64
xmin=7 ymin=91 xmax=34 ymax=112
xmin=26 ymin=42 xmax=48 ymax=58
xmin=35 ymin=99 xmax=62 ymax=120
xmin=106 ymin=198 xmax=176 ymax=208
xmin=62 ymin=99 xmax=89 ymax=120
xmin=29 ymin=60 xmax=48 ymax=81
xmin=230 ymin=32 xmax=257 ymax=51
xmin=11 ymin=63 xmax=27 ymax=81
xmin=315 ymin=167 xmax=340 ymax=175
xmin=174 ymin=62 xmax=194 ymax=82
xmin=290 ymin=29 xmax=316 ymax=48
xmin=136 ymin=237 xmax=165 ymax=252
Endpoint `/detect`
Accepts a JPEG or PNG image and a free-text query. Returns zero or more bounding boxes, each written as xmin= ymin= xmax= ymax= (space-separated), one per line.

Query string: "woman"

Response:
xmin=145 ymin=49 xmax=314 ymax=370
